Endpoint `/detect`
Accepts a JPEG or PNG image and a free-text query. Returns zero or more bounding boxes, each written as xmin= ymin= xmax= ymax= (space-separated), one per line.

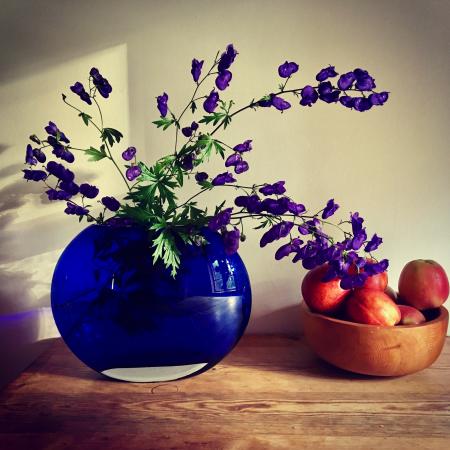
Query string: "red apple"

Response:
xmin=346 ymin=288 xmax=401 ymax=326
xmin=397 ymin=305 xmax=426 ymax=325
xmin=301 ymin=264 xmax=349 ymax=314
xmin=398 ymin=260 xmax=449 ymax=310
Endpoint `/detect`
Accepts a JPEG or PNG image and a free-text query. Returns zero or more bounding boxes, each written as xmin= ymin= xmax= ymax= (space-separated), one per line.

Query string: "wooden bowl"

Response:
xmin=301 ymin=302 xmax=448 ymax=376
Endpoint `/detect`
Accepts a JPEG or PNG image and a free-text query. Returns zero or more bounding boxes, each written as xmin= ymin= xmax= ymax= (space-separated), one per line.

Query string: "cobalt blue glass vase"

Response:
xmin=51 ymin=224 xmax=251 ymax=382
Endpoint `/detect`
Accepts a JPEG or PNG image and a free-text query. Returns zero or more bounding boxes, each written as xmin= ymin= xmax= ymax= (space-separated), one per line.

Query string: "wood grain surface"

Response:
xmin=1 ymin=335 xmax=449 ymax=450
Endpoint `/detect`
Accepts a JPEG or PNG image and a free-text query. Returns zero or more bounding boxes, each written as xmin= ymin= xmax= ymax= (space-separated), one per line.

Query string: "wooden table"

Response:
xmin=1 ymin=336 xmax=449 ymax=450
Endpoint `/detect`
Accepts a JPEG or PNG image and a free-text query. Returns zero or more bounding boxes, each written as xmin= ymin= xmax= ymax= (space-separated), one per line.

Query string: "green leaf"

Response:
xmin=152 ymin=117 xmax=175 ymax=130
xmin=101 ymin=128 xmax=123 ymax=146
xmin=151 ymin=230 xmax=181 ymax=278
xmin=78 ymin=112 xmax=92 ymax=126
xmin=83 ymin=146 xmax=107 ymax=161
xmin=199 ymin=112 xmax=226 ymax=126
xmin=213 ymin=140 xmax=226 ymax=159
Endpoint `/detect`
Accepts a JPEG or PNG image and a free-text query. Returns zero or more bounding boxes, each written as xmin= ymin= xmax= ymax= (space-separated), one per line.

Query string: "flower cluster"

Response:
xmin=23 ymin=44 xmax=390 ymax=282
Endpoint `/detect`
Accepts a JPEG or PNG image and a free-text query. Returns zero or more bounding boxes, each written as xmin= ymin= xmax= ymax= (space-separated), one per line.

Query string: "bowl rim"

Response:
xmin=301 ymin=301 xmax=448 ymax=329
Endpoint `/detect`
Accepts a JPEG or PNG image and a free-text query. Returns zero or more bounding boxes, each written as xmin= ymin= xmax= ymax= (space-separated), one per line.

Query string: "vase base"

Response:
xmin=101 ymin=362 xmax=208 ymax=382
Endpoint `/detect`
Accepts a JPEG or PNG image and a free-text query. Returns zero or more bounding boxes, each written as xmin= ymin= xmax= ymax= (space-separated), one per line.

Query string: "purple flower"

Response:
xmin=235 ymin=160 xmax=249 ymax=174
xmin=126 ymin=165 xmax=142 ymax=181
xmin=353 ymin=68 xmax=376 ymax=91
xmin=46 ymin=189 xmax=72 ymax=201
xmin=234 ymin=194 xmax=261 ymax=213
xmin=351 ymin=212 xmax=364 ymax=234
xmin=215 ymin=70 xmax=232 ymax=91
xmin=182 ymin=126 xmax=193 ymax=137
xmin=122 ymin=147 xmax=136 ymax=161
xmin=101 ymin=196 xmax=121 ymax=212
xmin=79 ymin=183 xmax=99 ymax=199
xmin=298 ymin=218 xmax=320 ymax=235
xmin=64 ymin=202 xmax=89 ymax=216
xmin=351 ymin=228 xmax=367 ymax=250
xmin=316 ymin=66 xmax=338 ymax=82
xmin=195 ymin=172 xmax=208 ymax=183
xmin=90 ymin=68 xmax=112 ymax=98
xmin=223 ymin=227 xmax=240 ymax=255
xmin=318 ymin=82 xmax=340 ymax=103
xmin=287 ymin=201 xmax=306 ymax=215
xmin=157 ymin=92 xmax=169 ymax=117
xmin=33 ymin=148 xmax=46 ymax=163
xmin=259 ymin=181 xmax=286 ymax=196
xmin=211 ymin=172 xmax=236 ymax=186
xmin=46 ymin=161 xmax=74 ymax=182
xmin=353 ymin=97 xmax=373 ymax=112
xmin=337 ymin=72 xmax=356 ymax=90
xmin=275 ymin=238 xmax=303 ymax=260
xmin=300 ymin=86 xmax=318 ymax=107
xmin=208 ymin=207 xmax=233 ymax=231
xmin=369 ymin=92 xmax=389 ymax=106
xmin=180 ymin=153 xmax=195 ymax=171
xmin=364 ymin=259 xmax=389 ymax=275
xmin=45 ymin=121 xmax=70 ymax=143
xmin=191 ymin=121 xmax=199 ymax=131
xmin=278 ymin=61 xmax=299 ymax=78
xmin=339 ymin=96 xmax=355 ymax=109
xmin=191 ymin=58 xmax=204 ymax=83
xmin=225 ymin=153 xmax=242 ymax=167
xmin=60 ymin=180 xmax=79 ymax=196
xmin=48 ymin=137 xmax=74 ymax=163
xmin=218 ymin=44 xmax=238 ymax=73
xmin=233 ymin=140 xmax=252 ymax=153
xmin=271 ymin=95 xmax=291 ymax=111
xmin=70 ymin=81 xmax=92 ymax=105
xmin=257 ymin=96 xmax=272 ymax=107
xmin=25 ymin=144 xmax=37 ymax=165
xmin=322 ymin=198 xmax=339 ymax=219
xmin=340 ymin=272 xmax=369 ymax=289
xmin=23 ymin=169 xmax=47 ymax=182
xmin=260 ymin=221 xmax=294 ymax=248
xmin=261 ymin=197 xmax=290 ymax=215
xmin=365 ymin=234 xmax=383 ymax=252
xmin=203 ymin=90 xmax=219 ymax=113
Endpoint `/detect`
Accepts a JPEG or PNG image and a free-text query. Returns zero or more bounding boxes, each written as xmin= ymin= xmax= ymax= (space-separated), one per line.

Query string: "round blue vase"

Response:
xmin=51 ymin=225 xmax=251 ymax=382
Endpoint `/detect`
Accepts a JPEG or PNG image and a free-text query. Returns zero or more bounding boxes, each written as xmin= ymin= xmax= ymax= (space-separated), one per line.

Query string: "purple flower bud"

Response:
xmin=234 ymin=160 xmax=249 ymax=174
xmin=60 ymin=180 xmax=79 ymax=196
xmin=337 ymin=72 xmax=356 ymax=90
xmin=70 ymin=81 xmax=92 ymax=105
xmin=90 ymin=68 xmax=112 ymax=98
xmin=222 ymin=227 xmax=240 ymax=255
xmin=316 ymin=66 xmax=338 ymax=82
xmin=101 ymin=196 xmax=121 ymax=212
xmin=351 ymin=212 xmax=364 ymax=234
xmin=369 ymin=91 xmax=389 ymax=106
xmin=211 ymin=172 xmax=236 ymax=186
xmin=45 ymin=121 xmax=70 ymax=143
xmin=182 ymin=126 xmax=193 ymax=137
xmin=195 ymin=172 xmax=208 ymax=183
xmin=351 ymin=228 xmax=367 ymax=250
xmin=218 ymin=44 xmax=238 ymax=73
xmin=215 ymin=70 xmax=232 ymax=91
xmin=300 ymin=86 xmax=318 ymax=107
xmin=191 ymin=59 xmax=204 ymax=83
xmin=339 ymin=96 xmax=355 ymax=109
xmin=25 ymin=144 xmax=37 ymax=165
xmin=191 ymin=121 xmax=199 ymax=131
xmin=79 ymin=183 xmax=99 ymax=199
xmin=353 ymin=97 xmax=373 ymax=112
xmin=271 ymin=95 xmax=291 ymax=111
xmin=180 ymin=153 xmax=195 ymax=171
xmin=364 ymin=233 xmax=383 ymax=252
xmin=208 ymin=207 xmax=233 ymax=231
xmin=278 ymin=61 xmax=299 ymax=78
xmin=225 ymin=153 xmax=242 ymax=167
xmin=203 ymin=90 xmax=219 ymax=113
xmin=64 ymin=202 xmax=89 ymax=216
xmin=287 ymin=201 xmax=306 ymax=215
xmin=322 ymin=198 xmax=339 ymax=219
xmin=122 ymin=147 xmax=136 ymax=161
xmin=157 ymin=92 xmax=169 ymax=117
xmin=33 ymin=148 xmax=46 ymax=163
xmin=126 ymin=165 xmax=142 ymax=181
xmin=23 ymin=169 xmax=47 ymax=182
xmin=233 ymin=140 xmax=252 ymax=153
xmin=47 ymin=161 xmax=74 ymax=182
xmin=257 ymin=96 xmax=272 ymax=107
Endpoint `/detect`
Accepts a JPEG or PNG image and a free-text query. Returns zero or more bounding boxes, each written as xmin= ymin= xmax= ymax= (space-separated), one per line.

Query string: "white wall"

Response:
xmin=1 ymin=0 xmax=449 ymax=385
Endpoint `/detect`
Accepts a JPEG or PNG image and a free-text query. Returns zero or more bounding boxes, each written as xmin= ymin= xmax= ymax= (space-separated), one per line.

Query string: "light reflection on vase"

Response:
xmin=51 ymin=225 xmax=251 ymax=382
